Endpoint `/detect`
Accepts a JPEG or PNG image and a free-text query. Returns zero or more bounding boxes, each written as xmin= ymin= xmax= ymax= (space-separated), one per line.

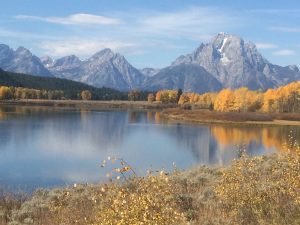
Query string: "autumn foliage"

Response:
xmin=215 ymin=137 xmax=300 ymax=224
xmin=214 ymin=88 xmax=263 ymax=112
xmin=155 ymin=90 xmax=178 ymax=103
xmin=95 ymin=157 xmax=186 ymax=225
xmin=0 ymin=86 xmax=65 ymax=100
xmin=5 ymin=140 xmax=300 ymax=225
xmin=157 ymin=81 xmax=300 ymax=113
xmin=81 ymin=90 xmax=92 ymax=100
xmin=262 ymin=82 xmax=300 ymax=113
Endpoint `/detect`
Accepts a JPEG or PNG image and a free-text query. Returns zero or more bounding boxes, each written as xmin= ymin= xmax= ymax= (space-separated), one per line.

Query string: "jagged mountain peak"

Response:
xmin=47 ymin=48 xmax=145 ymax=91
xmin=58 ymin=54 xmax=79 ymax=60
xmin=0 ymin=44 xmax=52 ymax=77
xmin=212 ymin=32 xmax=241 ymax=46
xmin=213 ymin=32 xmax=241 ymax=40
xmin=52 ymin=55 xmax=82 ymax=67
xmin=212 ymin=33 xmax=264 ymax=62
xmin=182 ymin=33 xmax=259 ymax=64
xmin=0 ymin=44 xmax=13 ymax=61
xmin=15 ymin=46 xmax=32 ymax=55
xmin=68 ymin=54 xmax=80 ymax=60
xmin=40 ymin=56 xmax=54 ymax=67
xmin=288 ymin=64 xmax=299 ymax=72
xmin=171 ymin=33 xmax=299 ymax=90
xmin=0 ymin=44 xmax=10 ymax=50
xmin=90 ymin=48 xmax=120 ymax=61
xmin=0 ymin=32 xmax=299 ymax=93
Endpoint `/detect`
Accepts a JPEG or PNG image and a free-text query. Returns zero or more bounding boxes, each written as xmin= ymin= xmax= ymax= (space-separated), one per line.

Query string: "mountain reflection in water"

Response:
xmin=0 ymin=106 xmax=298 ymax=190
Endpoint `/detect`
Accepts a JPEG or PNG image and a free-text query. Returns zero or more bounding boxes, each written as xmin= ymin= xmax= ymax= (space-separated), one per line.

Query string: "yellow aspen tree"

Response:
xmin=214 ymin=89 xmax=235 ymax=112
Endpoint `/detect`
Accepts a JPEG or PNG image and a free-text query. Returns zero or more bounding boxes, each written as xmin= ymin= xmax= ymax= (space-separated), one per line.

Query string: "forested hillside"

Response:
xmin=0 ymin=69 xmax=126 ymax=100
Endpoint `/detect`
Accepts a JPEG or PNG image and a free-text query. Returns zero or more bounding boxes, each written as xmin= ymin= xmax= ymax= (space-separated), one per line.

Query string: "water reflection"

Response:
xmin=0 ymin=105 xmax=298 ymax=190
xmin=211 ymin=125 xmax=300 ymax=152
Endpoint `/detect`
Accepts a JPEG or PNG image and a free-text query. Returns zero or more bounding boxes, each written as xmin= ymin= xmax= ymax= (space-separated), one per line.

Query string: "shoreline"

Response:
xmin=2 ymin=153 xmax=299 ymax=225
xmin=0 ymin=99 xmax=178 ymax=110
xmin=161 ymin=108 xmax=300 ymax=127
xmin=1 ymin=100 xmax=300 ymax=126
xmin=0 ymin=101 xmax=299 ymax=224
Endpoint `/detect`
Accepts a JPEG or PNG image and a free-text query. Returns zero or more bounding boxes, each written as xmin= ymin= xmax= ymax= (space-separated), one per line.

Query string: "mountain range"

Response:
xmin=43 ymin=49 xmax=145 ymax=91
xmin=0 ymin=68 xmax=125 ymax=100
xmin=0 ymin=33 xmax=299 ymax=93
xmin=0 ymin=44 xmax=52 ymax=77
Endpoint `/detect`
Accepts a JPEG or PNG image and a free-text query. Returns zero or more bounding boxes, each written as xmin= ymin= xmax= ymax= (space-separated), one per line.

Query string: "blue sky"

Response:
xmin=0 ymin=0 xmax=300 ymax=68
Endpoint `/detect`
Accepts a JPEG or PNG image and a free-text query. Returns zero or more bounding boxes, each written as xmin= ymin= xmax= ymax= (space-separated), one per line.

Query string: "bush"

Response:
xmin=81 ymin=90 xmax=92 ymax=100
xmin=215 ymin=138 xmax=300 ymax=225
xmin=95 ymin=174 xmax=186 ymax=225
xmin=3 ymin=137 xmax=300 ymax=225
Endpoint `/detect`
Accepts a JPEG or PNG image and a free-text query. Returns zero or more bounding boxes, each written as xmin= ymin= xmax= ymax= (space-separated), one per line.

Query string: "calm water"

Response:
xmin=0 ymin=105 xmax=299 ymax=190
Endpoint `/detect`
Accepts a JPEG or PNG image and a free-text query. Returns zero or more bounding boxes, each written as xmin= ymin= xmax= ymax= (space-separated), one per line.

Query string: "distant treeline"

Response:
xmin=0 ymin=69 xmax=127 ymax=100
xmin=149 ymin=81 xmax=300 ymax=113
xmin=1 ymin=69 xmax=298 ymax=112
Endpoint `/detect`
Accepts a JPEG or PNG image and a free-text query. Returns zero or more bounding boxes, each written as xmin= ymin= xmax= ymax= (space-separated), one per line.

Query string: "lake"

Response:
xmin=0 ymin=105 xmax=299 ymax=191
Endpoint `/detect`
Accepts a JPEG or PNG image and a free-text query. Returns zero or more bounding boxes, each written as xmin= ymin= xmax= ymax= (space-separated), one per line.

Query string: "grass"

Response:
xmin=1 ymin=137 xmax=300 ymax=225
xmin=0 ymin=189 xmax=27 ymax=225
xmin=3 ymin=100 xmax=300 ymax=126
xmin=162 ymin=108 xmax=300 ymax=126
xmin=0 ymin=99 xmax=178 ymax=111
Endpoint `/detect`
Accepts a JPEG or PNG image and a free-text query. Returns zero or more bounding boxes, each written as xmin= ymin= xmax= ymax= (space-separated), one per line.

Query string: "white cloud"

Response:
xmin=268 ymin=26 xmax=300 ymax=33
xmin=7 ymin=7 xmax=244 ymax=67
xmin=256 ymin=43 xmax=278 ymax=49
xmin=15 ymin=13 xmax=123 ymax=26
xmin=138 ymin=7 xmax=238 ymax=40
xmin=272 ymin=49 xmax=296 ymax=56
xmin=39 ymin=39 xmax=137 ymax=57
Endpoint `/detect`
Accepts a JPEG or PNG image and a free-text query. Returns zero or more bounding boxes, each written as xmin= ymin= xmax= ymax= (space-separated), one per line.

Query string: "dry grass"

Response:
xmin=0 ymin=189 xmax=27 ymax=225
xmin=162 ymin=108 xmax=300 ymax=125
xmin=215 ymin=137 xmax=300 ymax=225
xmin=1 ymin=138 xmax=300 ymax=225
xmin=272 ymin=113 xmax=300 ymax=121
xmin=0 ymin=100 xmax=178 ymax=110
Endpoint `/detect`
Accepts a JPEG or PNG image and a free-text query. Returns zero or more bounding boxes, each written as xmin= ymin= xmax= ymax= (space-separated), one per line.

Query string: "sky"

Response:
xmin=0 ymin=0 xmax=300 ymax=68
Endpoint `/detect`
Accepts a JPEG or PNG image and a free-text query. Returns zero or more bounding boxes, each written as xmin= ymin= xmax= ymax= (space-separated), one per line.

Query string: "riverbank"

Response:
xmin=1 ymin=150 xmax=300 ymax=225
xmin=162 ymin=108 xmax=300 ymax=126
xmin=1 ymin=100 xmax=300 ymax=126
xmin=0 ymin=99 xmax=178 ymax=110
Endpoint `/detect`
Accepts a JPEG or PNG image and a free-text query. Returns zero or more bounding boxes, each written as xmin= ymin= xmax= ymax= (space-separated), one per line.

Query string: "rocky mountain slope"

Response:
xmin=0 ymin=45 xmax=52 ymax=77
xmin=46 ymin=49 xmax=145 ymax=91
xmin=170 ymin=32 xmax=300 ymax=90
xmin=140 ymin=68 xmax=160 ymax=77
xmin=143 ymin=64 xmax=222 ymax=93
xmin=1 ymin=33 xmax=299 ymax=92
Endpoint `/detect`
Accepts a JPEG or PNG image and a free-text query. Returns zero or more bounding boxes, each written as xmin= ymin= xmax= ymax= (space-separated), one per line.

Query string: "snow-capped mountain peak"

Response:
xmin=0 ymin=33 xmax=299 ymax=92
xmin=171 ymin=33 xmax=299 ymax=90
